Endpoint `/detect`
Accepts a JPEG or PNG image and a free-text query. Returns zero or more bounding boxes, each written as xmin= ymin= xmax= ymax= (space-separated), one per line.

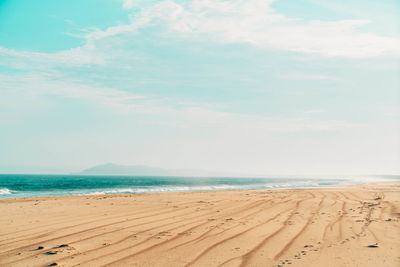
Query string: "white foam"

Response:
xmin=69 ymin=177 xmax=384 ymax=197
xmin=83 ymin=182 xmax=326 ymax=196
xmin=0 ymin=188 xmax=14 ymax=195
xmin=88 ymin=188 xmax=137 ymax=195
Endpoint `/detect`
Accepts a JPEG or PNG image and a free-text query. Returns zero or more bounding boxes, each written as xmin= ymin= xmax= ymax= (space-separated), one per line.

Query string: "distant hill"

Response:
xmin=79 ymin=163 xmax=253 ymax=177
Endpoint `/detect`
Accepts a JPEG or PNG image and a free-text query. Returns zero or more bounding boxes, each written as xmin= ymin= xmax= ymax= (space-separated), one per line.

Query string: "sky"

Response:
xmin=0 ymin=0 xmax=399 ymax=175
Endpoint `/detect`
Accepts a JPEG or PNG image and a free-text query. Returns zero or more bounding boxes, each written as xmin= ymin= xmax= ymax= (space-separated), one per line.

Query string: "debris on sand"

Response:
xmin=44 ymin=251 xmax=58 ymax=255
xmin=55 ymin=244 xmax=69 ymax=248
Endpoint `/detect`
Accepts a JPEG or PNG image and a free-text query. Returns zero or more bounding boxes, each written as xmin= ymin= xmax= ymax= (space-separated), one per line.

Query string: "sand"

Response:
xmin=0 ymin=182 xmax=399 ymax=267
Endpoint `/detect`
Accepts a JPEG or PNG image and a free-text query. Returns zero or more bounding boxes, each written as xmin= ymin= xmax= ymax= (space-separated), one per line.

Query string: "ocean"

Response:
xmin=0 ymin=174 xmax=398 ymax=199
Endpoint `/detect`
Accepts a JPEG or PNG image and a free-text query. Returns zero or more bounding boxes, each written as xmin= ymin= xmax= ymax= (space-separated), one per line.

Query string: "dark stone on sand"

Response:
xmin=44 ymin=251 xmax=58 ymax=255
xmin=48 ymin=263 xmax=58 ymax=266
xmin=56 ymin=244 xmax=68 ymax=248
xmin=36 ymin=246 xmax=44 ymax=250
xmin=367 ymin=244 xmax=379 ymax=248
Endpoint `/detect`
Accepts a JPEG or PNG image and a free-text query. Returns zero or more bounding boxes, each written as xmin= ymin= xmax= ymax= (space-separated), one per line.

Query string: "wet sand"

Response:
xmin=0 ymin=182 xmax=399 ymax=267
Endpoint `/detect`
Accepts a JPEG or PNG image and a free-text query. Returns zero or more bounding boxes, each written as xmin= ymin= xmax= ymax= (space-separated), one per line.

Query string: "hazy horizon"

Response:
xmin=1 ymin=0 xmax=399 ymax=176
xmin=0 ymin=162 xmax=399 ymax=178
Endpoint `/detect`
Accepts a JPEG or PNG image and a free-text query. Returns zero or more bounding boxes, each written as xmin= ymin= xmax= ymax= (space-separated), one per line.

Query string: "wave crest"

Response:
xmin=85 ymin=182 xmax=324 ymax=196
xmin=0 ymin=188 xmax=14 ymax=195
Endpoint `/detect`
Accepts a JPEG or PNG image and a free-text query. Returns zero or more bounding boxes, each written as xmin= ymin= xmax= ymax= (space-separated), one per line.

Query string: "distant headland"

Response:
xmin=78 ymin=163 xmax=254 ymax=177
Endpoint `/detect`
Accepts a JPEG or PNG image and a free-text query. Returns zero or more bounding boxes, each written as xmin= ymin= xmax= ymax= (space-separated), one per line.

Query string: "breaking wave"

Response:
xmin=0 ymin=188 xmax=14 ymax=195
xmin=86 ymin=181 xmax=330 ymax=196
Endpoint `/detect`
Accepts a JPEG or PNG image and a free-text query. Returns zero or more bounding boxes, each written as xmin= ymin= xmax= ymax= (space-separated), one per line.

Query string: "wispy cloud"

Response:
xmin=93 ymin=0 xmax=400 ymax=58
xmin=1 ymin=0 xmax=399 ymax=71
xmin=0 ymin=0 xmax=391 ymax=134
xmin=379 ymin=106 xmax=400 ymax=118
xmin=0 ymin=73 xmax=149 ymax=113
xmin=281 ymin=74 xmax=337 ymax=80
xmin=0 ymin=69 xmax=359 ymax=133
xmin=303 ymin=109 xmax=325 ymax=114
xmin=0 ymin=45 xmax=106 ymax=69
xmin=122 ymin=0 xmax=135 ymax=9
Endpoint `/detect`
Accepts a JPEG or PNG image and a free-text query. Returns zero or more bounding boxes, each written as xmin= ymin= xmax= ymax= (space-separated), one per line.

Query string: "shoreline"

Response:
xmin=1 ymin=182 xmax=399 ymax=266
xmin=1 ymin=179 xmax=398 ymax=201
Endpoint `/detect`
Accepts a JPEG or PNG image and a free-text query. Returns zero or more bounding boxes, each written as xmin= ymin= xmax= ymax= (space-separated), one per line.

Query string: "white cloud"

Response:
xmin=2 ymin=0 xmax=399 ymax=71
xmin=0 ymin=73 xmax=150 ymax=114
xmin=123 ymin=0 xmax=135 ymax=9
xmin=0 ymin=0 xmax=394 ymax=136
xmin=93 ymin=0 xmax=400 ymax=58
xmin=0 ymin=70 xmax=359 ymax=134
xmin=178 ymin=107 xmax=356 ymax=132
xmin=0 ymin=45 xmax=106 ymax=69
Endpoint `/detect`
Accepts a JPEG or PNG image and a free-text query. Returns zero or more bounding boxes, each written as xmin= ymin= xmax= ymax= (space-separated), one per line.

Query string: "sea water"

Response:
xmin=0 ymin=174 xmax=398 ymax=199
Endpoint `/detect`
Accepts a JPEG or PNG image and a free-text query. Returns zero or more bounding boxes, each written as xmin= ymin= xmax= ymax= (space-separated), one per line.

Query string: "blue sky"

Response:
xmin=0 ymin=0 xmax=399 ymax=175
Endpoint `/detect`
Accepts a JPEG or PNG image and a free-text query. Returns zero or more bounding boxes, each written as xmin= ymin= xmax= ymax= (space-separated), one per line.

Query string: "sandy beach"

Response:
xmin=0 ymin=182 xmax=399 ymax=267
